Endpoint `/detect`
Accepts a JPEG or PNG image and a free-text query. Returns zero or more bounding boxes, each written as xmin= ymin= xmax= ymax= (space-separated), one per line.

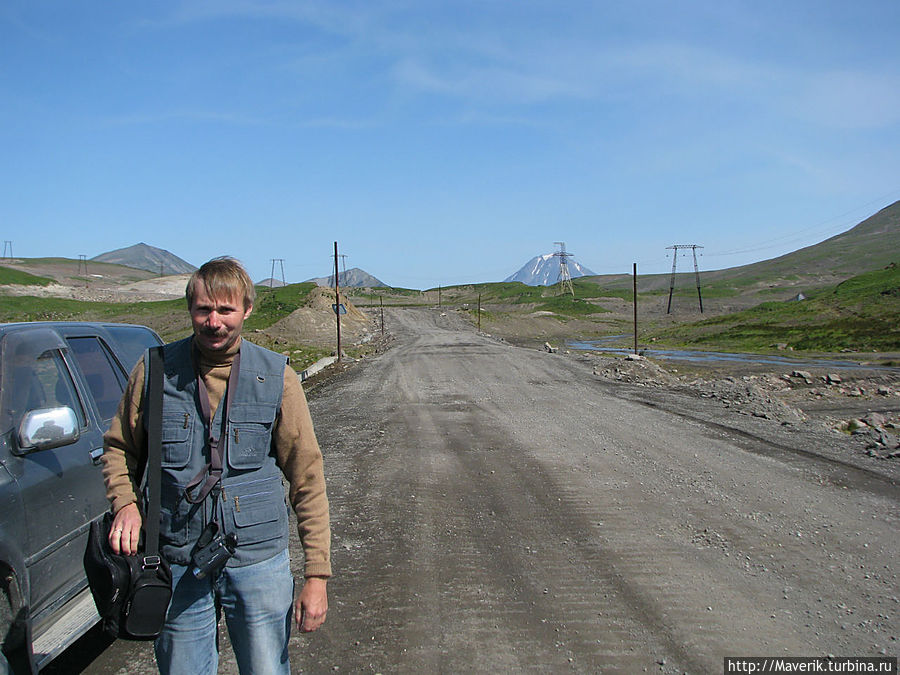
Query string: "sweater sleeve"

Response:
xmin=102 ymin=358 xmax=148 ymax=515
xmin=274 ymin=364 xmax=332 ymax=578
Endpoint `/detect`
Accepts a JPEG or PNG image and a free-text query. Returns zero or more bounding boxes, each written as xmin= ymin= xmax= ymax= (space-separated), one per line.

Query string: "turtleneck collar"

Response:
xmin=193 ymin=335 xmax=242 ymax=367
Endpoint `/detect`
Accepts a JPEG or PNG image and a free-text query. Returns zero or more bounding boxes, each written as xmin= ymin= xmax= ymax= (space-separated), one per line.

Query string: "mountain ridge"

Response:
xmin=92 ymin=242 xmax=196 ymax=275
xmin=505 ymin=253 xmax=597 ymax=286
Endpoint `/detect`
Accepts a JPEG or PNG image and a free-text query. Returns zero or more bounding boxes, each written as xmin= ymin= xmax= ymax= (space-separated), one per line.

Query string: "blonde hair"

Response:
xmin=186 ymin=257 xmax=256 ymax=310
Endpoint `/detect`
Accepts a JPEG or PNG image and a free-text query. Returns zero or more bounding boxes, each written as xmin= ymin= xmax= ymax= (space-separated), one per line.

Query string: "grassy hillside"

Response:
xmin=1 ymin=257 xmax=158 ymax=285
xmin=0 ymin=282 xmax=319 ymax=341
xmin=654 ymin=264 xmax=900 ymax=354
xmin=244 ymin=282 xmax=317 ymax=331
xmin=0 ymin=296 xmax=189 ymax=338
xmin=580 ymin=200 xmax=900 ymax=309
xmin=0 ymin=266 xmax=54 ymax=286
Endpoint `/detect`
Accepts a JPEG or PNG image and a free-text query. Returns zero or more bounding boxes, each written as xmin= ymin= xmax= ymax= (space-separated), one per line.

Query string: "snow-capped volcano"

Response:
xmin=504 ymin=253 xmax=596 ymax=286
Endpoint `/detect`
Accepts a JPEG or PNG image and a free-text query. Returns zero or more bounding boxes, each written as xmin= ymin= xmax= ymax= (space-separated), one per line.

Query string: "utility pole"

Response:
xmin=553 ymin=242 xmax=575 ymax=297
xmin=477 ymin=294 xmax=482 ymax=332
xmin=269 ymin=259 xmax=285 ymax=289
xmin=633 ymin=263 xmax=638 ymax=355
xmin=333 ymin=242 xmax=342 ymax=363
xmin=666 ymin=244 xmax=704 ymax=314
xmin=380 ymin=295 xmax=384 ymax=336
xmin=2 ymin=241 xmax=12 ymax=259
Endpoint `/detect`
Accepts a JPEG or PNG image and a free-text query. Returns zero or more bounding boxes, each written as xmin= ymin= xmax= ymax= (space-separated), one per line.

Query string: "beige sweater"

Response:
xmin=102 ymin=337 xmax=331 ymax=579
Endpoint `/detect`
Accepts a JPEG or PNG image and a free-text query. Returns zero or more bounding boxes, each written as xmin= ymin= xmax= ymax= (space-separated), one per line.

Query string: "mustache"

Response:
xmin=200 ymin=327 xmax=227 ymax=337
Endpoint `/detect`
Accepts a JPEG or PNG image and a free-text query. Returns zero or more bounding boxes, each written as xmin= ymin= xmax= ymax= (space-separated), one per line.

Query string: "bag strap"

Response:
xmin=144 ymin=346 xmax=164 ymax=559
xmin=183 ymin=350 xmax=241 ymax=505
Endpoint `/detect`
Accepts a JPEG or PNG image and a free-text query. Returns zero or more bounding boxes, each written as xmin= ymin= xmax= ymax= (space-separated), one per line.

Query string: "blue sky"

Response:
xmin=2 ymin=1 xmax=899 ymax=289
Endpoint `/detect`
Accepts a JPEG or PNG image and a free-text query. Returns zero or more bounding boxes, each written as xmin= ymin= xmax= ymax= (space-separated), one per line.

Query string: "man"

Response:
xmin=102 ymin=257 xmax=330 ymax=675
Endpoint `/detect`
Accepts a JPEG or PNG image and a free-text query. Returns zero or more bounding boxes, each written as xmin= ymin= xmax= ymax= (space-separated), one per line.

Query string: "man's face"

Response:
xmin=189 ymin=283 xmax=252 ymax=353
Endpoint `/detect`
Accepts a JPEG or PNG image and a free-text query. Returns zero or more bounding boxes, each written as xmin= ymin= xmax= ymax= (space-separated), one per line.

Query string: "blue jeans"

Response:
xmin=155 ymin=549 xmax=294 ymax=675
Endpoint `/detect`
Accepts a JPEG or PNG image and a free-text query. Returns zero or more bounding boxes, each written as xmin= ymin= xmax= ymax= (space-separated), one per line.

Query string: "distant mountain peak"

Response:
xmin=92 ymin=243 xmax=196 ymax=275
xmin=505 ymin=253 xmax=596 ymax=286
xmin=307 ymin=267 xmax=387 ymax=288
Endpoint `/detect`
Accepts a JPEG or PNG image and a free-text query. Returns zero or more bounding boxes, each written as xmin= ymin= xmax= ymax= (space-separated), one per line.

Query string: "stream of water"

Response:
xmin=566 ymin=336 xmax=900 ymax=371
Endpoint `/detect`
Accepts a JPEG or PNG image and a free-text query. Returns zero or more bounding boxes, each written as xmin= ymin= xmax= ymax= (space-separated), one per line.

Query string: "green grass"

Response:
xmin=245 ymin=283 xmax=317 ymax=332
xmin=534 ymin=295 xmax=610 ymax=317
xmin=0 ymin=296 xmax=190 ymax=341
xmin=0 ymin=266 xmax=55 ymax=286
xmin=655 ymin=265 xmax=900 ymax=353
xmin=0 ymin=296 xmax=186 ymax=321
xmin=0 ymin=282 xmax=337 ymax=372
xmin=0 ymin=282 xmax=319 ymax=337
xmin=430 ymin=281 xmax=613 ymax=317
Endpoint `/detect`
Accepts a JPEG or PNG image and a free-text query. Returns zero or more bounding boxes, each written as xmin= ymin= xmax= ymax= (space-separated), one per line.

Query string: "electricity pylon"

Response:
xmin=553 ymin=242 xmax=575 ymax=297
xmin=666 ymin=244 xmax=704 ymax=314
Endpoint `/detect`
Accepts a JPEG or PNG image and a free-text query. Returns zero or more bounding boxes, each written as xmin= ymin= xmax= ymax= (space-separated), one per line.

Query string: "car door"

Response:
xmin=0 ymin=328 xmax=99 ymax=622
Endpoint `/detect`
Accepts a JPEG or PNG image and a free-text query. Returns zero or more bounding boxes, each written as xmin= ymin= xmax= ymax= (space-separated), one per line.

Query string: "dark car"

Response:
xmin=0 ymin=322 xmax=163 ymax=674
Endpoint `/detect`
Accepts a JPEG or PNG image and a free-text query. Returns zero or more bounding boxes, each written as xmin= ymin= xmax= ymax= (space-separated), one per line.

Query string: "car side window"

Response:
xmin=4 ymin=349 xmax=86 ymax=430
xmin=104 ymin=325 xmax=163 ymax=373
xmin=65 ymin=337 xmax=126 ymax=425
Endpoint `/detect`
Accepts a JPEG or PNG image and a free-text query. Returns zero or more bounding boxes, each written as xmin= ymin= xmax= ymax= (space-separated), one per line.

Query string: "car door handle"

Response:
xmin=90 ymin=447 xmax=104 ymax=465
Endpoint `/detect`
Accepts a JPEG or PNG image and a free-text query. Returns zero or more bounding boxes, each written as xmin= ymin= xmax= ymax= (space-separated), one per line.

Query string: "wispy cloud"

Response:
xmin=391 ymin=58 xmax=586 ymax=104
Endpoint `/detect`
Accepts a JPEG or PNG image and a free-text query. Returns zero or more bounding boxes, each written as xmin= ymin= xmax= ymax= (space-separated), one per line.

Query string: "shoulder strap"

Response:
xmin=144 ymin=346 xmax=164 ymax=557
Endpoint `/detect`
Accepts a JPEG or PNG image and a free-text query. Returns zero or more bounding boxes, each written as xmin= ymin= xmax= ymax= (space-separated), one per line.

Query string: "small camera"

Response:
xmin=191 ymin=523 xmax=237 ymax=579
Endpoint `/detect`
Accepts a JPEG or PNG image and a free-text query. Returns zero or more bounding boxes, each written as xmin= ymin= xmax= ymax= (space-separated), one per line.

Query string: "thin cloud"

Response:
xmin=392 ymin=58 xmax=585 ymax=104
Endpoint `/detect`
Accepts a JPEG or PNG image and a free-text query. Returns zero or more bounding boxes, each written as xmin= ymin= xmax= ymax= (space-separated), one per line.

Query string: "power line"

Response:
xmin=707 ymin=189 xmax=900 ymax=259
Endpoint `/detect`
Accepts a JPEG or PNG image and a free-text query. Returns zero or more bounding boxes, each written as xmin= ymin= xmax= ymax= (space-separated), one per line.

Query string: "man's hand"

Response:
xmin=295 ymin=577 xmax=328 ymax=633
xmin=109 ymin=503 xmax=142 ymax=556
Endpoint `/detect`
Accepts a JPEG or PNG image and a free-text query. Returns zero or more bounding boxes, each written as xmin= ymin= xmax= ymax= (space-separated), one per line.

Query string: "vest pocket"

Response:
xmin=161 ymin=412 xmax=193 ymax=468
xmin=227 ymin=405 xmax=276 ymax=471
xmin=226 ymin=478 xmax=287 ymax=545
xmin=158 ymin=482 xmax=202 ymax=547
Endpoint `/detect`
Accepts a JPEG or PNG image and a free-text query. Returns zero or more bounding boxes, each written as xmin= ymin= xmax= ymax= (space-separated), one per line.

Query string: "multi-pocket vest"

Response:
xmin=144 ymin=337 xmax=289 ymax=567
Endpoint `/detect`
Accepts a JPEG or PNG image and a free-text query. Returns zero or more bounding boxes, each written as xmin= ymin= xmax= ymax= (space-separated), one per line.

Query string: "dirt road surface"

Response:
xmin=53 ymin=307 xmax=898 ymax=673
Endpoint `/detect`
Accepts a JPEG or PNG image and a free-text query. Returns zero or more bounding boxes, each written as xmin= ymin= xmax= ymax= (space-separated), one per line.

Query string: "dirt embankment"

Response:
xmin=262 ymin=286 xmax=371 ymax=346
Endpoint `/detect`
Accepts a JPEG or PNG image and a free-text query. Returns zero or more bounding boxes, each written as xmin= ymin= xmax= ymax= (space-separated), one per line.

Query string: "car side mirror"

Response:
xmin=16 ymin=406 xmax=80 ymax=453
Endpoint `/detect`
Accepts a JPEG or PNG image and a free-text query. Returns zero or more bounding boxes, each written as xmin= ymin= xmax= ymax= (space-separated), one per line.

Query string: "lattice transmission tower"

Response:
xmin=666 ymin=244 xmax=704 ymax=314
xmin=269 ymin=259 xmax=285 ymax=288
xmin=553 ymin=242 xmax=575 ymax=297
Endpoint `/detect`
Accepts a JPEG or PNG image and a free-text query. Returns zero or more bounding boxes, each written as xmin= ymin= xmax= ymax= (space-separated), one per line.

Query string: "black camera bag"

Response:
xmin=84 ymin=346 xmax=172 ymax=640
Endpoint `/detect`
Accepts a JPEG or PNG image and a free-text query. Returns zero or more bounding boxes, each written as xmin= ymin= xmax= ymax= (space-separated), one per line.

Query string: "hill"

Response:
xmin=92 ymin=242 xmax=196 ymax=275
xmin=698 ymin=200 xmax=900 ymax=289
xmin=655 ymin=263 xmax=900 ymax=354
xmin=307 ymin=267 xmax=386 ymax=288
xmin=575 ymin=201 xmax=900 ymax=312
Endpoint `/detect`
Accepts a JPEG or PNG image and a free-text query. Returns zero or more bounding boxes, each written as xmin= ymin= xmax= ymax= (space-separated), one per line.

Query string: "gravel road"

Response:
xmin=54 ymin=307 xmax=898 ymax=673
xmin=298 ymin=308 xmax=897 ymax=673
